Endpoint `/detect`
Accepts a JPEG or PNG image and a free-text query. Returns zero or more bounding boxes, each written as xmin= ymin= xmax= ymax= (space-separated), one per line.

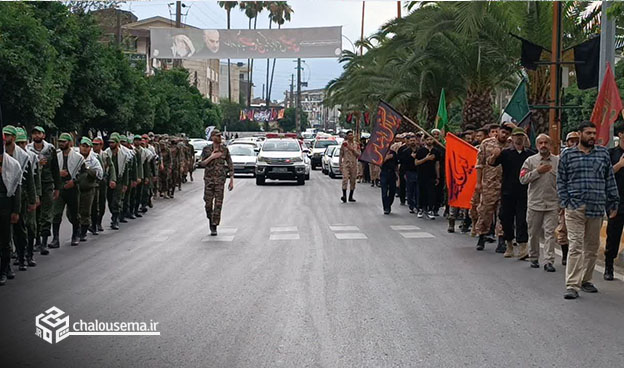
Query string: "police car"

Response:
xmin=255 ymin=133 xmax=307 ymax=185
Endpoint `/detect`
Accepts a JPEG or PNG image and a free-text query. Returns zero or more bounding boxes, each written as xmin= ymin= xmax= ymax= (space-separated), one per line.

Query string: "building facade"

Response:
xmin=284 ymin=88 xmax=340 ymax=130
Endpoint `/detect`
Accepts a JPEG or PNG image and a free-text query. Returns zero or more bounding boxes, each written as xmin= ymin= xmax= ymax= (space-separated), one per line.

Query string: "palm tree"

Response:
xmin=218 ymin=1 xmax=238 ymax=102
xmin=240 ymin=1 xmax=266 ymax=106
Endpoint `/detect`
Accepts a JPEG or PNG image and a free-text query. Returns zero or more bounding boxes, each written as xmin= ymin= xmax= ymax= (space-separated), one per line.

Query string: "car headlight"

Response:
xmin=291 ymin=156 xmax=303 ymax=163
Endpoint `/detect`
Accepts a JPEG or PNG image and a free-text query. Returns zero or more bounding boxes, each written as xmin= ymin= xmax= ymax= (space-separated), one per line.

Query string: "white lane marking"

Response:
xmin=203 ymin=235 xmax=235 ymax=242
xmin=400 ymin=232 xmax=435 ymax=239
xmin=335 ymin=233 xmax=368 ymax=240
xmin=270 ymin=226 xmax=298 ymax=233
xmin=329 ymin=225 xmax=360 ymax=232
xmin=270 ymin=233 xmax=300 ymax=240
xmin=391 ymin=225 xmax=420 ymax=231
xmin=218 ymin=228 xmax=238 ymax=235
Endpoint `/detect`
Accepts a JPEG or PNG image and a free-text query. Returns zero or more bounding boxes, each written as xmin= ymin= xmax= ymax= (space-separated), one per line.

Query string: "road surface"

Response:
xmin=2 ymin=170 xmax=624 ymax=367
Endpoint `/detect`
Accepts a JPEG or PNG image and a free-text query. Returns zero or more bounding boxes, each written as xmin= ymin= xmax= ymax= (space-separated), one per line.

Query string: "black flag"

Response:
xmin=520 ymin=39 xmax=544 ymax=70
xmin=574 ymin=36 xmax=600 ymax=90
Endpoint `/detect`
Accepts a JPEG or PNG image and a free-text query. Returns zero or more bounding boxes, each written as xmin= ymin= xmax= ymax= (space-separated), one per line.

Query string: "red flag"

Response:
xmin=359 ymin=101 xmax=402 ymax=166
xmin=445 ymin=133 xmax=478 ymax=209
xmin=590 ymin=63 xmax=623 ymax=146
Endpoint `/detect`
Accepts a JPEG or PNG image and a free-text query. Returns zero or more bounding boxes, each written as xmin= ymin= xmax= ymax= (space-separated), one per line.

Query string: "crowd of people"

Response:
xmin=342 ymin=121 xmax=623 ymax=299
xmin=0 ymin=126 xmax=195 ymax=286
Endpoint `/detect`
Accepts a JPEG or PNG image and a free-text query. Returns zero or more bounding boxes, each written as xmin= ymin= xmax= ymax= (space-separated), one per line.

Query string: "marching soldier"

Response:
xmin=339 ymin=130 xmax=361 ymax=203
xmin=4 ymin=126 xmax=36 ymax=271
xmin=15 ymin=127 xmax=40 ymax=268
xmin=0 ymin=148 xmax=22 ymax=285
xmin=158 ymin=136 xmax=172 ymax=199
xmin=77 ymin=137 xmax=103 ymax=241
xmin=199 ymin=129 xmax=234 ymax=236
xmin=475 ymin=123 xmax=512 ymax=251
xmin=27 ymin=126 xmax=60 ymax=255
xmin=131 ymin=135 xmax=145 ymax=218
xmin=51 ymin=133 xmax=86 ymax=247
xmin=103 ymin=133 xmax=129 ymax=230
xmin=90 ymin=137 xmax=115 ymax=234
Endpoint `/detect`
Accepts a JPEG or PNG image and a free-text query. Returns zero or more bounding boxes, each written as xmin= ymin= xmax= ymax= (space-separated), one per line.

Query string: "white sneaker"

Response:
xmin=417 ymin=210 xmax=424 ymax=218
xmin=427 ymin=211 xmax=435 ymax=220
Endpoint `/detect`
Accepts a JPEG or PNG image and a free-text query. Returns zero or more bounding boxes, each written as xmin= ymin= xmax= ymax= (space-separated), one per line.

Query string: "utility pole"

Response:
xmin=289 ymin=74 xmax=294 ymax=108
xmin=173 ymin=1 xmax=182 ymax=68
xmin=116 ymin=10 xmax=121 ymax=46
xmin=296 ymin=58 xmax=302 ymax=132
xmin=397 ymin=1 xmax=401 ymax=18
xmin=548 ymin=1 xmax=562 ymax=154
xmin=360 ymin=2 xmax=366 ymax=55
xmin=600 ymin=1 xmax=616 ymax=147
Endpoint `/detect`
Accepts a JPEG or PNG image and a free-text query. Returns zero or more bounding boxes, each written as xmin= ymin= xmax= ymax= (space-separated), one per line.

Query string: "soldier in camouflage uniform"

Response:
xmin=339 ymin=130 xmax=361 ymax=202
xmin=0 ymin=147 xmax=22 ymax=285
xmin=15 ymin=128 xmax=40 ymax=268
xmin=185 ymin=138 xmax=195 ymax=182
xmin=199 ymin=129 xmax=234 ymax=236
xmin=28 ymin=126 xmax=61 ymax=255
xmin=120 ymin=135 xmax=137 ymax=221
xmin=158 ymin=136 xmax=172 ymax=199
xmin=90 ymin=137 xmax=115 ymax=235
xmin=103 ymin=133 xmax=129 ymax=230
xmin=77 ymin=137 xmax=103 ymax=241
xmin=475 ymin=123 xmax=512 ymax=251
xmin=129 ymin=135 xmax=145 ymax=218
xmin=169 ymin=138 xmax=181 ymax=197
xmin=470 ymin=126 xmax=496 ymax=236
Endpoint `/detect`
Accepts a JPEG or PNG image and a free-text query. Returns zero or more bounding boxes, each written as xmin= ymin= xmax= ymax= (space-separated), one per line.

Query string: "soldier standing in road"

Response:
xmin=474 ymin=123 xmax=511 ymax=251
xmin=199 ymin=129 xmax=234 ymax=236
xmin=103 ymin=133 xmax=128 ymax=230
xmin=130 ymin=135 xmax=145 ymax=218
xmin=77 ymin=137 xmax=103 ymax=241
xmin=90 ymin=137 xmax=114 ymax=234
xmin=469 ymin=126 xmax=491 ymax=236
xmin=339 ymin=130 xmax=360 ymax=203
xmin=51 ymin=133 xmax=86 ymax=247
xmin=119 ymin=135 xmax=136 ymax=222
xmin=0 ymin=148 xmax=22 ymax=286
xmin=27 ymin=126 xmax=60 ymax=255
xmin=158 ymin=136 xmax=172 ymax=199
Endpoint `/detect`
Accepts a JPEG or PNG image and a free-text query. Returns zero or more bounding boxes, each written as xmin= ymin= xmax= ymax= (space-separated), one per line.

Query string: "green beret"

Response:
xmin=2 ymin=125 xmax=17 ymax=136
xmin=32 ymin=126 xmax=45 ymax=133
xmin=80 ymin=137 xmax=93 ymax=146
xmin=119 ymin=134 xmax=128 ymax=143
xmin=58 ymin=132 xmax=73 ymax=142
xmin=15 ymin=127 xmax=28 ymax=143
xmin=133 ymin=134 xmax=142 ymax=140
xmin=511 ymin=127 xmax=528 ymax=137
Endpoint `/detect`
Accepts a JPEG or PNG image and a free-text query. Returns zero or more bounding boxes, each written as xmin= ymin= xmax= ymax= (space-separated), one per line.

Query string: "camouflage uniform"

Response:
xmin=169 ymin=141 xmax=180 ymax=196
xmin=185 ymin=140 xmax=195 ymax=182
xmin=201 ymin=144 xmax=233 ymax=226
xmin=474 ymin=137 xmax=506 ymax=236
xmin=8 ymin=142 xmax=36 ymax=268
xmin=340 ymin=141 xmax=360 ymax=190
xmin=92 ymin=146 xmax=115 ymax=232
xmin=158 ymin=140 xmax=172 ymax=198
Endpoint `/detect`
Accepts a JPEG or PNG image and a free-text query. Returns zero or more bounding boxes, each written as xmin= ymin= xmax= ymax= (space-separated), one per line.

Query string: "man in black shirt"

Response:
xmin=398 ymin=134 xmax=420 ymax=213
xmin=380 ymin=148 xmax=398 ymax=214
xmin=605 ymin=124 xmax=624 ymax=280
xmin=415 ymin=135 xmax=440 ymax=220
xmin=489 ymin=127 xmax=535 ymax=259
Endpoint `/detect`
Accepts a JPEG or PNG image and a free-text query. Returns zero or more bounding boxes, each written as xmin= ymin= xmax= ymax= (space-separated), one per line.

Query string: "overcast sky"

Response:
xmin=120 ymin=1 xmax=402 ymax=101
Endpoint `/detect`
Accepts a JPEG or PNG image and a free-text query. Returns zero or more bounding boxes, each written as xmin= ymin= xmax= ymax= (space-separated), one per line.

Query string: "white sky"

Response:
xmin=121 ymin=1 xmax=402 ymax=101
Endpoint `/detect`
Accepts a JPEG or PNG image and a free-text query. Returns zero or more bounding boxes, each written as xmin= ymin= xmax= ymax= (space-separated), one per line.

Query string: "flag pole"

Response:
xmin=548 ymin=1 xmax=562 ymax=154
xmin=402 ymin=113 xmax=445 ymax=150
xmin=360 ymin=1 xmax=365 ymax=56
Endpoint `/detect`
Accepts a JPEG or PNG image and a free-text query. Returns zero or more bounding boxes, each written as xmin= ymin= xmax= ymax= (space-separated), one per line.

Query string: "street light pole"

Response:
xmin=296 ymin=58 xmax=302 ymax=132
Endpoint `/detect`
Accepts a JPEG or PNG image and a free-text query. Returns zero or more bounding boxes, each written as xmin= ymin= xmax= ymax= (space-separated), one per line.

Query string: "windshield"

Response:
xmin=229 ymin=145 xmax=255 ymax=156
xmin=192 ymin=141 xmax=210 ymax=150
xmin=262 ymin=140 xmax=301 ymax=152
xmin=332 ymin=147 xmax=341 ymax=157
xmin=314 ymin=140 xmax=335 ymax=148
xmin=325 ymin=146 xmax=336 ymax=156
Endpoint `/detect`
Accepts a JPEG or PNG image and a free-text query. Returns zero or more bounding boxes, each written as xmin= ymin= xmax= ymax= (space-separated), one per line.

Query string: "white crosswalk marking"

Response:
xmin=390 ymin=225 xmax=420 ymax=231
xmin=329 ymin=225 xmax=360 ymax=232
xmin=270 ymin=226 xmax=298 ymax=232
xmin=400 ymin=232 xmax=435 ymax=239
xmin=202 ymin=235 xmax=235 ymax=242
xmin=218 ymin=228 xmax=238 ymax=235
xmin=270 ymin=233 xmax=300 ymax=240
xmin=335 ymin=233 xmax=368 ymax=240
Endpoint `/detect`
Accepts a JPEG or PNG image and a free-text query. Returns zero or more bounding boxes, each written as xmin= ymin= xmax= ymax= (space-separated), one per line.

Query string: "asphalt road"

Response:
xmin=2 ymin=169 xmax=624 ymax=368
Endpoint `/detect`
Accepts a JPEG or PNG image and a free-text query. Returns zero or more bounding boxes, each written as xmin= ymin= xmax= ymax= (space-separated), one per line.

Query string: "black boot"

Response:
xmin=80 ymin=225 xmax=88 ymax=242
xmin=97 ymin=221 xmax=104 ymax=232
xmin=126 ymin=211 xmax=136 ymax=220
xmin=134 ymin=209 xmax=143 ymax=218
xmin=111 ymin=214 xmax=120 ymax=230
xmin=495 ymin=237 xmax=506 ymax=253
xmin=560 ymin=244 xmax=568 ymax=266
xmin=476 ymin=235 xmax=486 ymax=251
xmin=341 ymin=190 xmax=347 ymax=203
xmin=0 ymin=250 xmax=9 ymax=285
xmin=88 ymin=224 xmax=98 ymax=235
xmin=40 ymin=235 xmax=49 ymax=255
xmin=49 ymin=223 xmax=61 ymax=249
xmin=26 ymin=237 xmax=36 ymax=267
xmin=119 ymin=212 xmax=127 ymax=223
xmin=604 ymin=264 xmax=615 ymax=281
xmin=71 ymin=226 xmax=80 ymax=246
xmin=348 ymin=190 xmax=356 ymax=202
xmin=447 ymin=219 xmax=455 ymax=233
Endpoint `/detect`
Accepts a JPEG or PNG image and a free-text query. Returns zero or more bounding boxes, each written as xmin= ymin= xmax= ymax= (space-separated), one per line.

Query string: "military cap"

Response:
xmin=80 ymin=137 xmax=93 ymax=146
xmin=566 ymin=132 xmax=580 ymax=141
xmin=32 ymin=126 xmax=45 ymax=133
xmin=93 ymin=137 xmax=104 ymax=144
xmin=2 ymin=125 xmax=17 ymax=136
xmin=109 ymin=132 xmax=121 ymax=143
xmin=119 ymin=134 xmax=128 ymax=143
xmin=511 ymin=127 xmax=527 ymax=137
xmin=58 ymin=132 xmax=73 ymax=142
xmin=210 ymin=129 xmax=221 ymax=138
xmin=133 ymin=134 xmax=142 ymax=140
xmin=15 ymin=127 xmax=28 ymax=142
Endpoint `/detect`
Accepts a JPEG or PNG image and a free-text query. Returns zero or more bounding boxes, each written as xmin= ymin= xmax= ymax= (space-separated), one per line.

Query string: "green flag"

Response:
xmin=435 ymin=88 xmax=448 ymax=134
xmin=504 ymin=79 xmax=530 ymax=122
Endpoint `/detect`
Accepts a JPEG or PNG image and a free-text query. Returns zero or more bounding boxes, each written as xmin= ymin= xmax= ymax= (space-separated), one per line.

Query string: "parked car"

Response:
xmin=309 ymin=138 xmax=337 ymax=170
xmin=328 ymin=146 xmax=342 ymax=178
xmin=321 ymin=145 xmax=339 ymax=175
xmin=229 ymin=144 xmax=257 ymax=176
xmin=229 ymin=139 xmax=262 ymax=153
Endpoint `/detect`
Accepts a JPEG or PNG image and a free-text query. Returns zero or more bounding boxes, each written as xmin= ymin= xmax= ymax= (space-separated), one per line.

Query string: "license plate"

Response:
xmin=272 ymin=167 xmax=288 ymax=173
